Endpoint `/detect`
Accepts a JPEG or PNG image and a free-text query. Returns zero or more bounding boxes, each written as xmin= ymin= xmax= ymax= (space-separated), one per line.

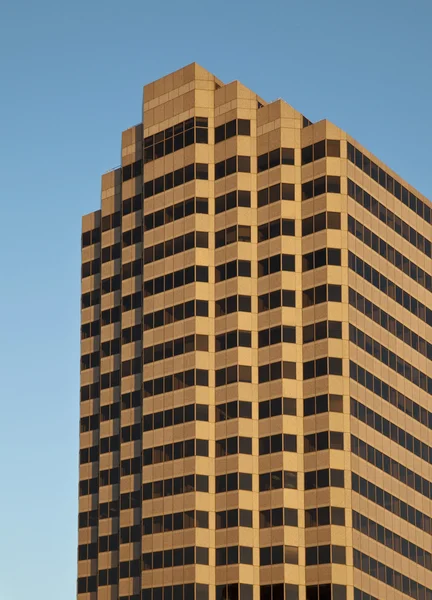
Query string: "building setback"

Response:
xmin=78 ymin=63 xmax=432 ymax=600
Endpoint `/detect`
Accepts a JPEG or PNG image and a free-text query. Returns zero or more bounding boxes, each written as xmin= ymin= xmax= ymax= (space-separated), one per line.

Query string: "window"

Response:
xmin=301 ymin=139 xmax=340 ymax=164
xmin=302 ymin=248 xmax=341 ymax=271
xmin=121 ymin=290 xmax=141 ymax=313
xmin=216 ymin=400 xmax=252 ymax=421
xmin=352 ymin=433 xmax=432 ymax=501
xmin=303 ymin=357 xmax=343 ymax=380
xmin=120 ymin=457 xmax=140 ymax=476
xmin=215 ymin=294 xmax=251 ymax=316
xmin=349 ymin=251 xmax=432 ymax=328
xmin=303 ymin=320 xmax=342 ymax=343
xmin=122 ymin=226 xmax=141 ymax=248
xmin=144 ymin=230 xmax=208 ymax=264
xmin=259 ymin=397 xmax=296 ymax=418
xmin=79 ymin=445 xmax=99 ymax=464
xmin=258 ymin=254 xmax=295 ymax=276
xmin=143 ymin=403 xmax=208 ymax=431
xmin=302 ymin=176 xmax=340 ymax=200
xmin=353 ymin=472 xmax=432 ymax=535
xmin=82 ymin=227 xmax=100 ymax=247
xmin=215 ymin=472 xmax=253 ymax=493
xmin=144 ymin=117 xmax=208 ymax=164
xmin=215 ymin=330 xmax=252 ymax=351
xmin=142 ymin=546 xmax=208 ymax=570
xmin=258 ymin=183 xmax=295 ymax=206
xmin=259 ymin=470 xmax=297 ymax=491
xmin=353 ymin=509 xmax=432 ymax=572
xmin=143 ymin=334 xmax=208 ymax=364
xmin=303 ymin=393 xmax=343 ymax=416
xmin=118 ymin=391 xmax=140 ymax=411
xmin=258 ymin=218 xmax=295 ymax=241
xmin=100 ymin=403 xmax=119 ymax=422
xmin=144 ymin=163 xmax=208 ymax=198
xmin=80 ymin=350 xmax=99 ymax=371
xmin=258 ymin=147 xmax=295 ymax=171
xmin=215 ymin=155 xmax=251 ymax=179
xmin=98 ymin=499 xmax=119 ymax=519
xmin=121 ymin=324 xmax=141 ymax=344
xmin=304 ymin=468 xmax=344 ymax=490
xmin=259 ymin=434 xmax=297 ymax=455
xmin=81 ymin=289 xmax=100 ymax=309
xmin=99 ymin=467 xmax=119 ymax=487
xmin=143 ymin=299 xmax=208 ymax=331
xmin=306 ymin=545 xmax=345 ymax=566
xmin=101 ymin=211 xmax=121 ymax=231
xmin=216 ymin=584 xmax=253 ymax=600
xmin=80 ymin=414 xmax=99 ymax=433
xmin=215 ymin=259 xmax=251 ymax=282
xmin=350 ymin=323 xmax=432 ymax=394
xmin=100 ymin=369 xmax=120 ymax=390
xmin=81 ymin=258 xmax=100 ymax=278
xmin=143 ymin=510 xmax=209 ymax=535
xmin=143 ymin=265 xmax=208 ymax=297
xmin=120 ymin=423 xmax=140 ymax=444
xmin=258 ymin=325 xmax=296 ymax=347
xmin=303 ymin=284 xmax=342 ymax=307
xmin=351 ymin=396 xmax=432 ymax=464
xmin=348 ymin=179 xmax=431 ymax=258
xmin=215 ymin=545 xmax=253 ymax=565
xmin=348 ymin=215 xmax=431 ymax=292
xmin=215 ymin=224 xmax=251 ymax=248
xmin=122 ymin=159 xmax=141 ymax=181
xmin=215 ymin=190 xmax=251 ymax=213
xmin=260 ymin=545 xmax=298 ymax=565
xmin=101 ymin=242 xmax=121 ymax=263
xmin=101 ymin=306 xmax=120 ymax=326
xmin=78 ymin=509 xmax=98 ymax=529
xmin=349 ymin=287 xmax=432 ymax=362
xmin=259 ymin=361 xmax=296 ymax=382
xmin=77 ymin=576 xmax=97 ymax=594
xmin=121 ymin=357 xmax=141 ymax=377
xmin=144 ymin=197 xmax=208 ymax=231
xmin=215 ymin=436 xmax=252 ymax=457
xmin=350 ymin=358 xmax=432 ymax=432
xmin=347 ymin=142 xmax=431 ymax=226
xmin=80 ymin=382 xmax=99 ymax=402
xmin=100 ymin=433 xmax=119 ymax=454
xmin=142 ymin=585 xmax=209 ymax=600
xmin=260 ymin=507 xmax=298 ymax=529
xmin=215 ymin=118 xmax=251 ymax=142
xmin=121 ymin=259 xmax=141 ymax=280
xmin=143 ymin=369 xmax=209 ymax=397
xmin=216 ymin=508 xmax=253 ymax=529
xmin=143 ymin=474 xmax=208 ymax=501
xmin=304 ymin=431 xmax=344 ymax=453
xmin=122 ymin=193 xmax=142 ymax=215
xmin=353 ymin=548 xmax=432 ymax=600
xmin=143 ymin=438 xmax=209 ymax=466
xmin=80 ymin=319 xmax=100 ymax=340
xmin=215 ymin=365 xmax=252 ymax=386
xmin=258 ymin=289 xmax=295 ymax=311
xmin=305 ymin=506 xmax=345 ymax=527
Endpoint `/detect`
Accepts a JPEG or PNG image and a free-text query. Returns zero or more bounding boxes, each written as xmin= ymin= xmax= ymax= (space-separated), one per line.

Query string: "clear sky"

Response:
xmin=0 ymin=0 xmax=430 ymax=598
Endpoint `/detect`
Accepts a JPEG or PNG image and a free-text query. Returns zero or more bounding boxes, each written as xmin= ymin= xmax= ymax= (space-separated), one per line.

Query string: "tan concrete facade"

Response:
xmin=78 ymin=63 xmax=432 ymax=600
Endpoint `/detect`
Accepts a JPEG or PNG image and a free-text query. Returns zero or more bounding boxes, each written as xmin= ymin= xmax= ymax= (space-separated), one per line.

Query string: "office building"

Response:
xmin=78 ymin=63 xmax=432 ymax=600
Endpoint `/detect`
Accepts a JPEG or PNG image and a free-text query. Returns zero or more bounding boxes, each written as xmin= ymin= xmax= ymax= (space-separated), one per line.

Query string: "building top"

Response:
xmin=97 ymin=62 xmax=431 ymax=217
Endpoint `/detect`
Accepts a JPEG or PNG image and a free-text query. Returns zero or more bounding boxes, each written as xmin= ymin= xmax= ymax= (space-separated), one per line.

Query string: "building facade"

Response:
xmin=78 ymin=63 xmax=432 ymax=600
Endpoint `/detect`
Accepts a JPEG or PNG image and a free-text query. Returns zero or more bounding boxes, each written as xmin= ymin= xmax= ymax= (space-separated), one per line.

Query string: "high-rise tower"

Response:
xmin=78 ymin=63 xmax=432 ymax=600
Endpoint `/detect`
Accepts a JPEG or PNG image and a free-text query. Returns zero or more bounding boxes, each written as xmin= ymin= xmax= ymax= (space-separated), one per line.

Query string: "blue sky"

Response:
xmin=0 ymin=0 xmax=431 ymax=598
